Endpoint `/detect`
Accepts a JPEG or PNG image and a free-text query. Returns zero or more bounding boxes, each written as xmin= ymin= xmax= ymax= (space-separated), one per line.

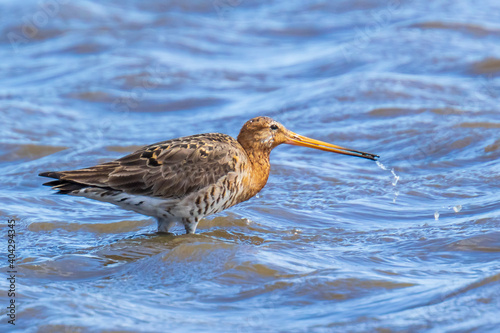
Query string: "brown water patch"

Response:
xmin=292 ymin=278 xmax=416 ymax=302
xmin=412 ymin=22 xmax=499 ymax=36
xmin=28 ymin=219 xmax=149 ymax=233
xmin=447 ymin=233 xmax=500 ymax=252
xmin=37 ymin=325 xmax=100 ymax=333
xmin=450 ymin=136 xmax=474 ymax=150
xmin=368 ymin=108 xmax=423 ymax=117
xmin=457 ymin=122 xmax=500 ymax=129
xmin=471 ymin=58 xmax=500 ymax=74
xmin=429 ymin=108 xmax=468 ymax=115
xmin=201 ymin=216 xmax=252 ymax=228
xmin=206 ymin=229 xmax=266 ymax=245
xmin=160 ymin=240 xmax=235 ymax=262
xmin=0 ymin=144 xmax=67 ymax=162
xmin=67 ymin=91 xmax=115 ymax=103
xmin=21 ymin=254 xmax=120 ymax=281
xmin=485 ymin=138 xmax=500 ymax=153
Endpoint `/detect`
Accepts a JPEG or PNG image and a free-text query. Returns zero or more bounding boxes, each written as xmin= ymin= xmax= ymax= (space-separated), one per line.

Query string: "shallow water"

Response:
xmin=1 ymin=0 xmax=500 ymax=332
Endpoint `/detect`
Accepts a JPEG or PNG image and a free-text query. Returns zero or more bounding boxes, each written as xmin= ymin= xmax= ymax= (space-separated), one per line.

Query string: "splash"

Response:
xmin=393 ymin=190 xmax=400 ymax=203
xmin=376 ymin=160 xmax=400 ymax=203
xmin=434 ymin=205 xmax=463 ymax=221
xmin=391 ymin=169 xmax=400 ymax=186
xmin=376 ymin=160 xmax=388 ymax=170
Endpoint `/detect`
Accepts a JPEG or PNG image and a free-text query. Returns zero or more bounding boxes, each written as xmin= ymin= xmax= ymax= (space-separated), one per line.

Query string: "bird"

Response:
xmin=40 ymin=116 xmax=379 ymax=234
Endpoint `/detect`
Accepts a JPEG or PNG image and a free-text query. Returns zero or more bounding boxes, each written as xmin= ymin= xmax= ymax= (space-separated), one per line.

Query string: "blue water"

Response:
xmin=1 ymin=0 xmax=500 ymax=332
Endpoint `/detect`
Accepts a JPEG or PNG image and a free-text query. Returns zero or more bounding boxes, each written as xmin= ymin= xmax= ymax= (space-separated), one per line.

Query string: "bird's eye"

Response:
xmin=270 ymin=124 xmax=279 ymax=130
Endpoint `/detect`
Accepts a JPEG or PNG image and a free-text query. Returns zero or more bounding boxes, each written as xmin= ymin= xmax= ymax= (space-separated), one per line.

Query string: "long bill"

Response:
xmin=285 ymin=132 xmax=379 ymax=161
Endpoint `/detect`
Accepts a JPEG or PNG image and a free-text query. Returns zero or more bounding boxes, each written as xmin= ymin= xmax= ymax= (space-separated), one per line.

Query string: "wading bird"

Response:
xmin=40 ymin=116 xmax=378 ymax=234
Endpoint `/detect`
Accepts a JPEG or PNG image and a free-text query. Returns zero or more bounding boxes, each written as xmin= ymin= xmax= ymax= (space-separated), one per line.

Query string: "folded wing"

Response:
xmin=40 ymin=133 xmax=247 ymax=199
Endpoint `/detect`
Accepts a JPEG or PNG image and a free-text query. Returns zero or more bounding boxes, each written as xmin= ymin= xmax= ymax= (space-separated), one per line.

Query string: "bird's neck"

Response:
xmin=243 ymin=148 xmax=271 ymax=199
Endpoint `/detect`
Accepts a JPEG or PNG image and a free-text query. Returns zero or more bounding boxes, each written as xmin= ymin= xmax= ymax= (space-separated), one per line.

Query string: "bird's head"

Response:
xmin=237 ymin=116 xmax=378 ymax=160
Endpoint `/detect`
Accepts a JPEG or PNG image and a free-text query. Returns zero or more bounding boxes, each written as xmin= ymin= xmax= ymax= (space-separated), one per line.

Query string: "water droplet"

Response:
xmin=434 ymin=211 xmax=440 ymax=220
xmin=376 ymin=161 xmax=388 ymax=170
xmin=392 ymin=190 xmax=400 ymax=203
xmin=391 ymin=170 xmax=400 ymax=186
xmin=453 ymin=205 xmax=462 ymax=213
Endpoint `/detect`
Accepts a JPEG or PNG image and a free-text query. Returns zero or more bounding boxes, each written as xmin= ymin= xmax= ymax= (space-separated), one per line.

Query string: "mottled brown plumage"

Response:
xmin=40 ymin=116 xmax=378 ymax=234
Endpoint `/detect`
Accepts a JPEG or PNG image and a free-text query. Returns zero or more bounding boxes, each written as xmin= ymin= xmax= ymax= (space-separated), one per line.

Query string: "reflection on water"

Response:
xmin=1 ymin=0 xmax=500 ymax=332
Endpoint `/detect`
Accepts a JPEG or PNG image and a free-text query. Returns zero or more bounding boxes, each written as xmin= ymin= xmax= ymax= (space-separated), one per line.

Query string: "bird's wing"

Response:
xmin=40 ymin=133 xmax=248 ymax=198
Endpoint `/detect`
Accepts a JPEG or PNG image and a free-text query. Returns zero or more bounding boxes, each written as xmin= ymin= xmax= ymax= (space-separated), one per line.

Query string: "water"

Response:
xmin=1 ymin=0 xmax=500 ymax=332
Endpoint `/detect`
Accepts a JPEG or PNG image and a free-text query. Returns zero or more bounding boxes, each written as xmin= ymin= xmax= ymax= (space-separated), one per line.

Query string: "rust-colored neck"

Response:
xmin=248 ymin=148 xmax=271 ymax=192
xmin=238 ymin=140 xmax=272 ymax=201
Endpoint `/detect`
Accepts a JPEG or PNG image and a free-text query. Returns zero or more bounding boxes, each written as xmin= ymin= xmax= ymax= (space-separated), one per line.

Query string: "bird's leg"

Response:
xmin=157 ymin=217 xmax=176 ymax=233
xmin=183 ymin=217 xmax=200 ymax=234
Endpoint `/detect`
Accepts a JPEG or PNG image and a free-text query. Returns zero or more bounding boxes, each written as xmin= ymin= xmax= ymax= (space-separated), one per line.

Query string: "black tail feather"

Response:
xmin=39 ymin=171 xmax=116 ymax=194
xmin=39 ymin=171 xmax=89 ymax=194
xmin=39 ymin=171 xmax=61 ymax=179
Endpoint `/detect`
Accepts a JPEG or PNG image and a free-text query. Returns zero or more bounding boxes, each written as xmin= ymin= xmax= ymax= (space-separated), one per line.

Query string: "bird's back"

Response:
xmin=40 ymin=133 xmax=249 ymax=200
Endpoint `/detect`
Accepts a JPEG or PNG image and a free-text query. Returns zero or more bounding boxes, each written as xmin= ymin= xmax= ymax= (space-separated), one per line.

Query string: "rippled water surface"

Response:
xmin=1 ymin=1 xmax=500 ymax=332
